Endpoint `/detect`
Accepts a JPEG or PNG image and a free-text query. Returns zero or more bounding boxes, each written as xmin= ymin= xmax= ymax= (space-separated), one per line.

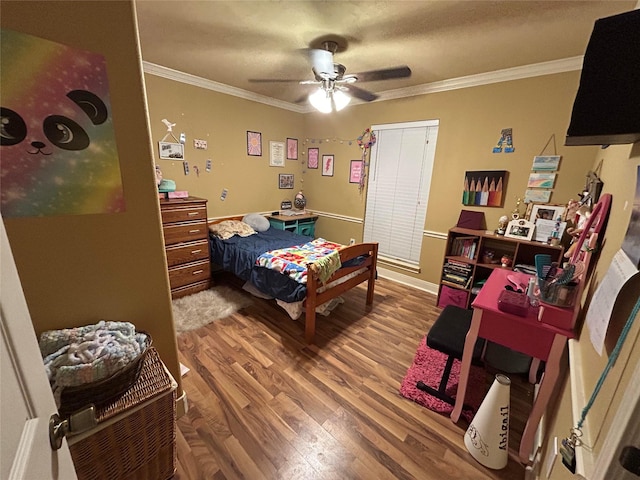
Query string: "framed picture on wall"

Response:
xmin=279 ymin=173 xmax=294 ymax=189
xmin=349 ymin=160 xmax=363 ymax=184
xmin=158 ymin=141 xmax=184 ymax=160
xmin=322 ymin=154 xmax=334 ymax=176
xmin=269 ymin=141 xmax=285 ymax=167
xmin=527 ymin=172 xmax=556 ymax=189
xmin=307 ymin=148 xmax=319 ymax=169
xmin=531 ymin=155 xmax=561 ymax=171
xmin=247 ymin=131 xmax=262 ymax=156
xmin=462 ymin=170 xmax=507 ymax=207
xmin=286 ymin=138 xmax=298 ymax=160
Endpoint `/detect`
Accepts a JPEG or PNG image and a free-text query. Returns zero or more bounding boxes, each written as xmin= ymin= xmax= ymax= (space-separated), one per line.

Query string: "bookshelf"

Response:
xmin=438 ymin=227 xmax=564 ymax=309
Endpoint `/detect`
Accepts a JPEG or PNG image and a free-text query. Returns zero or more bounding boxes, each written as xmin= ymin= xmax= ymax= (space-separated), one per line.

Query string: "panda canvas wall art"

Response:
xmin=0 ymin=28 xmax=125 ymax=217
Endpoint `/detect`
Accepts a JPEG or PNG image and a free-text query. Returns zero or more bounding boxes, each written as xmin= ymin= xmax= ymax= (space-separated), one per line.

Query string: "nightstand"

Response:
xmin=268 ymin=213 xmax=318 ymax=237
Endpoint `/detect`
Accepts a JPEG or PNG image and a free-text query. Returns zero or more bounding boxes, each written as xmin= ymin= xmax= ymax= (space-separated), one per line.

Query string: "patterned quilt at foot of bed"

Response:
xmin=255 ymin=238 xmax=343 ymax=284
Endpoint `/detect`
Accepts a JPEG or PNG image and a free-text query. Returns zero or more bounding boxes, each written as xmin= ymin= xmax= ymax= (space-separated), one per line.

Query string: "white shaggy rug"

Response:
xmin=172 ymin=286 xmax=253 ymax=333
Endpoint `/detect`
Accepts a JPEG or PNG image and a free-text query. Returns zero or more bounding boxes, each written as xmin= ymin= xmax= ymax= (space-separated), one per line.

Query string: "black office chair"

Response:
xmin=416 ymin=305 xmax=486 ymax=406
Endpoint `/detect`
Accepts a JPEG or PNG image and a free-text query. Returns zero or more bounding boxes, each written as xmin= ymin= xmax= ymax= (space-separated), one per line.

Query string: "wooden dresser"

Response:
xmin=159 ymin=196 xmax=210 ymax=299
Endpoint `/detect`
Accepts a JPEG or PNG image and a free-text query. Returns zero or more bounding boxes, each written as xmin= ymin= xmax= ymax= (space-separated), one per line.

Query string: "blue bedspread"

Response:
xmin=209 ymin=228 xmax=313 ymax=302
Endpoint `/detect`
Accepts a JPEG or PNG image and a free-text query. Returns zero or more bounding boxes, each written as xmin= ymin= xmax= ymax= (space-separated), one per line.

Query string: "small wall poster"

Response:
xmin=269 ymin=141 xmax=285 ymax=167
xmin=349 ymin=160 xmax=363 ymax=184
xmin=527 ymin=173 xmax=556 ymax=189
xmin=286 ymin=138 xmax=298 ymax=160
xmin=531 ymin=155 xmax=561 ymax=171
xmin=247 ymin=131 xmax=262 ymax=156
xmin=524 ymin=189 xmax=552 ymax=204
xmin=322 ymin=154 xmax=334 ymax=177
xmin=462 ymin=170 xmax=507 ymax=207
xmin=308 ymin=148 xmax=319 ymax=169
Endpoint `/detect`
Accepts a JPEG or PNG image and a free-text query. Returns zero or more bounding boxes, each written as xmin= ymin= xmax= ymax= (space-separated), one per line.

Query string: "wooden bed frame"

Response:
xmin=208 ymin=216 xmax=378 ymax=343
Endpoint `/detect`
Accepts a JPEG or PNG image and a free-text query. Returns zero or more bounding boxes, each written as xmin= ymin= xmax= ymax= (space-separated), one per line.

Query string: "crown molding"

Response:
xmin=142 ymin=61 xmax=306 ymax=113
xmin=143 ymin=56 xmax=584 ymax=113
xmin=376 ymin=56 xmax=584 ymax=102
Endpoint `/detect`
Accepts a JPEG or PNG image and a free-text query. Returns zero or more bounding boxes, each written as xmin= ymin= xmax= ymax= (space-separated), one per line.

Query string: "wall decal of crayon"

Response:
xmin=462 ymin=170 xmax=508 ymax=207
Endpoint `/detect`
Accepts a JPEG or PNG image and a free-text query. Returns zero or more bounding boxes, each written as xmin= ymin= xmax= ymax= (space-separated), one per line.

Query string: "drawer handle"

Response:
xmin=190 ymin=249 xmax=202 ymax=254
xmin=192 ymin=270 xmax=204 ymax=275
xmin=187 ymin=211 xmax=199 ymax=216
xmin=189 ymin=229 xmax=201 ymax=234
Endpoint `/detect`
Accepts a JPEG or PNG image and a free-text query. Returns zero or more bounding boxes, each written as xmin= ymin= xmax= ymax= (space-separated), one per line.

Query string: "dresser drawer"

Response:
xmin=168 ymin=260 xmax=210 ymax=289
xmin=163 ymin=221 xmax=208 ymax=245
xmin=171 ymin=280 xmax=211 ymax=299
xmin=165 ymin=239 xmax=209 ymax=267
xmin=161 ymin=204 xmax=207 ymax=224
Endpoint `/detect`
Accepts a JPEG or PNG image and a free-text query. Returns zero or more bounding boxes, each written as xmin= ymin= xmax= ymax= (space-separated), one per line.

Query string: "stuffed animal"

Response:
xmin=564 ymin=202 xmax=592 ymax=258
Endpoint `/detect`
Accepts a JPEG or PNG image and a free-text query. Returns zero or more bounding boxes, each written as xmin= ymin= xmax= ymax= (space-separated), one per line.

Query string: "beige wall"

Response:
xmin=544 ymin=143 xmax=640 ymax=479
xmin=144 ymin=75 xmax=306 ymax=216
xmin=1 ymin=1 xmax=183 ymax=393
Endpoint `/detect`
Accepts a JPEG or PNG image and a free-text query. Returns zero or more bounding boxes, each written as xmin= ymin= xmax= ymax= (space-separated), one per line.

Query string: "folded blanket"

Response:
xmin=39 ymin=321 xmax=147 ymax=406
xmin=308 ymin=250 xmax=342 ymax=284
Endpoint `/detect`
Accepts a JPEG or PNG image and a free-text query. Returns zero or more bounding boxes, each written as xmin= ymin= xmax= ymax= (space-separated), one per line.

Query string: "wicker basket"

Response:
xmin=68 ymin=347 xmax=176 ymax=480
xmin=58 ymin=332 xmax=152 ymax=417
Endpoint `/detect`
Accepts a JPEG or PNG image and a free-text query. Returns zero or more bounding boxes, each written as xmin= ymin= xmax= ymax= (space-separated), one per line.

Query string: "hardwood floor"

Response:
xmin=173 ymin=277 xmax=535 ymax=479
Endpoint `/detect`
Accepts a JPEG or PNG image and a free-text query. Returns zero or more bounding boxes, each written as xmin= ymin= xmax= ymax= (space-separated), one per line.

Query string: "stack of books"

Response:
xmin=442 ymin=259 xmax=473 ymax=288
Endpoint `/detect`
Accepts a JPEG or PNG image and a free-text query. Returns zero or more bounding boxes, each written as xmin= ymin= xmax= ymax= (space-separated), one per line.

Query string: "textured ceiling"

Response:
xmin=135 ymin=1 xmax=637 ymax=106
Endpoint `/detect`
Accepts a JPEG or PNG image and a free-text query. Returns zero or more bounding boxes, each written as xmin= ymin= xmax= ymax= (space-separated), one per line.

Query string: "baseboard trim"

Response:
xmin=377 ymin=267 xmax=439 ymax=296
xmin=176 ymin=390 xmax=188 ymax=418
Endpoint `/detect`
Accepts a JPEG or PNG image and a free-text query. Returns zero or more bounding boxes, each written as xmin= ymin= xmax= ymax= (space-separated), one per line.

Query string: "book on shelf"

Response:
xmin=450 ymin=236 xmax=478 ymax=259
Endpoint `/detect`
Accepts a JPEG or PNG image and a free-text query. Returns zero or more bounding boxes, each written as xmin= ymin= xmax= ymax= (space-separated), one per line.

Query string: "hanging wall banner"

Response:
xmin=0 ymin=29 xmax=125 ymax=217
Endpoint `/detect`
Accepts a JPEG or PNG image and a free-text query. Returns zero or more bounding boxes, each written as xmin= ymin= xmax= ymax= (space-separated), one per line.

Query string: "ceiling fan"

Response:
xmin=249 ymin=40 xmax=411 ymax=112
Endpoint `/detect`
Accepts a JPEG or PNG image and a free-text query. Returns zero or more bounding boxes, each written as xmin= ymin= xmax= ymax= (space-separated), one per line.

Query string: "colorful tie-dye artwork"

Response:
xmin=1 ymin=29 xmax=125 ymax=217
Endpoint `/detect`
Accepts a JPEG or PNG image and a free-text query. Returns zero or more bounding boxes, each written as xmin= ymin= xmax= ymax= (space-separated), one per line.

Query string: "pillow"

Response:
xmin=242 ymin=213 xmax=270 ymax=232
xmin=209 ymin=220 xmax=256 ymax=240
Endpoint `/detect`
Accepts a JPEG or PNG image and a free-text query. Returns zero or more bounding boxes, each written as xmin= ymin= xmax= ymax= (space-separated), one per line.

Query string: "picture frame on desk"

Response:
xmin=505 ymin=218 xmax=535 ymax=241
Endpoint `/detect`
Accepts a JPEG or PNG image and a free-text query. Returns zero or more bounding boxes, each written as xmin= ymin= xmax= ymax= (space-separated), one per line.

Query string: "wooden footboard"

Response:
xmin=303 ymin=242 xmax=378 ymax=344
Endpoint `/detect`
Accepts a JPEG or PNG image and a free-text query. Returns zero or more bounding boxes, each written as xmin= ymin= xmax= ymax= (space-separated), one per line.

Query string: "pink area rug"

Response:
xmin=400 ymin=336 xmax=487 ymax=423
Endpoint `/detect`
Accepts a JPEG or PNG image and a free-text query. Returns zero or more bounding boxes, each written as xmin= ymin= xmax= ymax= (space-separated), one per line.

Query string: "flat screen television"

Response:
xmin=565 ymin=9 xmax=640 ymax=146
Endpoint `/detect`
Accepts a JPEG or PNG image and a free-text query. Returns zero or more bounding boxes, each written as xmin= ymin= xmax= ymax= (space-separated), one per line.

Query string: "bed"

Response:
xmin=208 ymin=217 xmax=378 ymax=344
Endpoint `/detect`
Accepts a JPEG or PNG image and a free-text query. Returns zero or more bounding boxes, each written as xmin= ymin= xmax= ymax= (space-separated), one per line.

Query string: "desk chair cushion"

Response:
xmin=417 ymin=305 xmax=486 ymax=408
xmin=427 ymin=305 xmax=484 ymax=362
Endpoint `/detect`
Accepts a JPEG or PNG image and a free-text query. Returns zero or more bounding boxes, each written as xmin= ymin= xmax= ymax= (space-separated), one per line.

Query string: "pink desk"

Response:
xmin=450 ymin=268 xmax=578 ymax=464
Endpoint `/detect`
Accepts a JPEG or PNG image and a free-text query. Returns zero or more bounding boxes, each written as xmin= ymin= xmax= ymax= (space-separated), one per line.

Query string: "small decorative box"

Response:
xmin=497 ymin=289 xmax=530 ymax=317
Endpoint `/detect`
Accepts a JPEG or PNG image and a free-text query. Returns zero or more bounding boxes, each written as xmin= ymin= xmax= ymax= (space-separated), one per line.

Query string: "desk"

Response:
xmin=268 ymin=213 xmax=318 ymax=236
xmin=450 ymin=268 xmax=578 ymax=464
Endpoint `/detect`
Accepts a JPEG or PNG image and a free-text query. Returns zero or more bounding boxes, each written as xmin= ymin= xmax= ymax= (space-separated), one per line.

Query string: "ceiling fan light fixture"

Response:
xmin=332 ymin=90 xmax=351 ymax=111
xmin=309 ymin=88 xmax=333 ymax=113
xmin=309 ymin=88 xmax=351 ymax=113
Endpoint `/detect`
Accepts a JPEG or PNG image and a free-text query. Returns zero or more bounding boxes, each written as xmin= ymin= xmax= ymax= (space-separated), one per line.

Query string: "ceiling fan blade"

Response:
xmin=248 ymin=78 xmax=304 ymax=83
xmin=309 ymin=48 xmax=335 ymax=78
xmin=351 ymin=66 xmax=412 ymax=82
xmin=343 ymin=84 xmax=379 ymax=102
